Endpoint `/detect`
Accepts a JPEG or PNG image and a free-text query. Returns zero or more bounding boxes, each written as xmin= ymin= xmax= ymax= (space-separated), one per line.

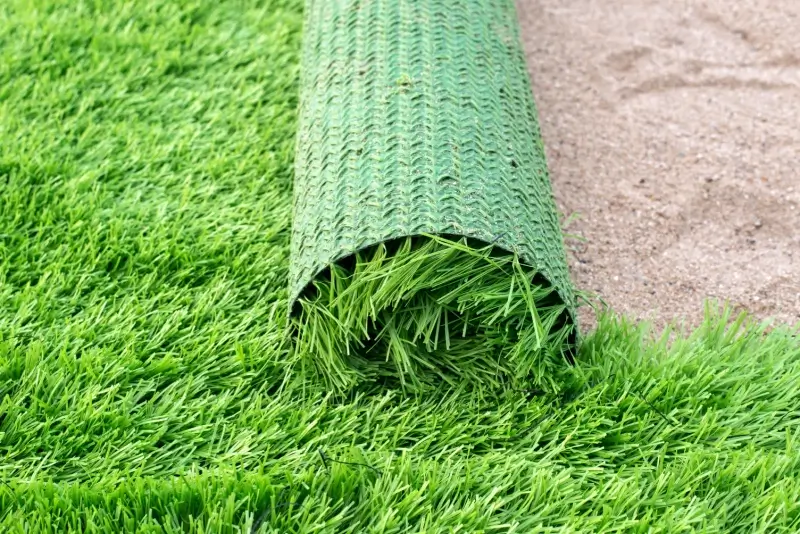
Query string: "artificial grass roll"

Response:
xmin=290 ymin=0 xmax=577 ymax=391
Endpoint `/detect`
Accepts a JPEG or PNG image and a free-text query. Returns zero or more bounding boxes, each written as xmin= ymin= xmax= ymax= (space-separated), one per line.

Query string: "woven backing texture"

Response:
xmin=290 ymin=0 xmax=576 ymax=323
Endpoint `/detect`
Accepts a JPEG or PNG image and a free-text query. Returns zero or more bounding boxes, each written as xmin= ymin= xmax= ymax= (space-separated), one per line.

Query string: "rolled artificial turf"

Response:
xmin=290 ymin=0 xmax=577 ymax=391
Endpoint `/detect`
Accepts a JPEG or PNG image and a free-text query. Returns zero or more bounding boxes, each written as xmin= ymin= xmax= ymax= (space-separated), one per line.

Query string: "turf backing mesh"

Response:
xmin=290 ymin=0 xmax=577 ymax=391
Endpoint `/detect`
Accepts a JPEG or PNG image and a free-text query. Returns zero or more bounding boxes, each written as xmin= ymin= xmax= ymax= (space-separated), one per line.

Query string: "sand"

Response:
xmin=516 ymin=0 xmax=800 ymax=330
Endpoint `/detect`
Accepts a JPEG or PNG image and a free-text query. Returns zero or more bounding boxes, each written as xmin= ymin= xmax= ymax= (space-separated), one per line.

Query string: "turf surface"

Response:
xmin=1 ymin=1 xmax=799 ymax=532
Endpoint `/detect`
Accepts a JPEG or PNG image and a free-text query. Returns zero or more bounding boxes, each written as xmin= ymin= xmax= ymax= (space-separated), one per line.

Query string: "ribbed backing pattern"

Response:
xmin=290 ymin=0 xmax=576 ymax=323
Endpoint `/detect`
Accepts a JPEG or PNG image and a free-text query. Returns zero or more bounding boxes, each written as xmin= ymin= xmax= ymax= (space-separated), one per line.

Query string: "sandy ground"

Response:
xmin=516 ymin=0 xmax=800 ymax=330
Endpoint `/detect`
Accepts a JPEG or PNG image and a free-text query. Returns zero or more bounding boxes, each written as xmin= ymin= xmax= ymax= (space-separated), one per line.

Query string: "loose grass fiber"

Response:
xmin=290 ymin=0 xmax=577 ymax=390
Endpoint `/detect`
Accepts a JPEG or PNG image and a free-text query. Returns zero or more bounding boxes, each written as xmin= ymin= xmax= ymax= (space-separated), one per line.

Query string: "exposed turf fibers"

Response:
xmin=293 ymin=236 xmax=574 ymax=393
xmin=1 ymin=0 xmax=799 ymax=532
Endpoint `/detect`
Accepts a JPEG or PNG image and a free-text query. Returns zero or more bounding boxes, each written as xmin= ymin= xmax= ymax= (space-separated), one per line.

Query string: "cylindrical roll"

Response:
xmin=290 ymin=0 xmax=577 ymax=392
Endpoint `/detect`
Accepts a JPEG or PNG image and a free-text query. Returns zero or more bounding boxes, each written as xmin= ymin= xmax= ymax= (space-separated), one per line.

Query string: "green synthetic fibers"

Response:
xmin=3 ymin=0 xmax=800 ymax=531
xmin=293 ymin=235 xmax=574 ymax=392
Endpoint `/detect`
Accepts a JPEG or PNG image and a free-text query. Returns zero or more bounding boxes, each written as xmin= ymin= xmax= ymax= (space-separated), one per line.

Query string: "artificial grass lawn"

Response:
xmin=1 ymin=0 xmax=799 ymax=532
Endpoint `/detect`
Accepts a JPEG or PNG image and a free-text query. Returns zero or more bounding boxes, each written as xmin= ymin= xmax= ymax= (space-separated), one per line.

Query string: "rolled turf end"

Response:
xmin=292 ymin=234 xmax=576 ymax=394
xmin=289 ymin=0 xmax=580 ymax=393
